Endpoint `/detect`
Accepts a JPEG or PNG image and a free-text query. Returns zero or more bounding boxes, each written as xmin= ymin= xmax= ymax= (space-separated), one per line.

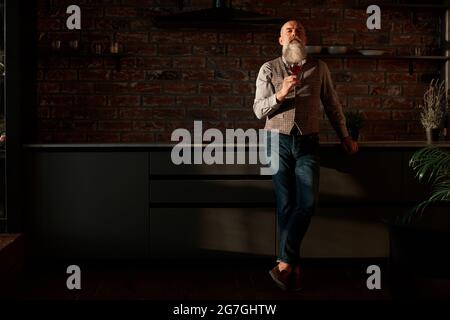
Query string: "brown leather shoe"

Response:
xmin=291 ymin=266 xmax=302 ymax=291
xmin=269 ymin=265 xmax=292 ymax=291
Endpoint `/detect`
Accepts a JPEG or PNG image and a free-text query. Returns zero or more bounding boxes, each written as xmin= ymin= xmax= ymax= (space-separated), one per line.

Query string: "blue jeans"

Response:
xmin=267 ymin=131 xmax=320 ymax=265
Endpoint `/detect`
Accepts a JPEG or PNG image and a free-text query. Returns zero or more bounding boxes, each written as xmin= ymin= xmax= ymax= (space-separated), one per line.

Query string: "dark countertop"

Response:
xmin=23 ymin=141 xmax=450 ymax=150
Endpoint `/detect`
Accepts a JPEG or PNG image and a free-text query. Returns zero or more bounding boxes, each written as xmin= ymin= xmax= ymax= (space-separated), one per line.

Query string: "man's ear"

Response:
xmin=278 ymin=36 xmax=284 ymax=46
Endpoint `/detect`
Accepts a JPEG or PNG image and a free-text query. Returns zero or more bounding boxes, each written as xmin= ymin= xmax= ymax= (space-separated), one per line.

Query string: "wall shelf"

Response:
xmin=310 ymin=54 xmax=449 ymax=74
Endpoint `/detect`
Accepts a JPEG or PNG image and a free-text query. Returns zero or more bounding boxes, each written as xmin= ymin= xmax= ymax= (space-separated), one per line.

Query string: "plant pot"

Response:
xmin=383 ymin=207 xmax=450 ymax=279
xmin=425 ymin=128 xmax=440 ymax=144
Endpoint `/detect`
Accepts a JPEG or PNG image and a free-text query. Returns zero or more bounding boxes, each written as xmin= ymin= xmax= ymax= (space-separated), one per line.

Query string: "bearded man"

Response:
xmin=253 ymin=20 xmax=358 ymax=291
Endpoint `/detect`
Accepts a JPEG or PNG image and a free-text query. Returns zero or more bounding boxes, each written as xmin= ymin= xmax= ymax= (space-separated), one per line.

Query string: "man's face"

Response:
xmin=280 ymin=21 xmax=307 ymax=65
xmin=279 ymin=21 xmax=307 ymax=47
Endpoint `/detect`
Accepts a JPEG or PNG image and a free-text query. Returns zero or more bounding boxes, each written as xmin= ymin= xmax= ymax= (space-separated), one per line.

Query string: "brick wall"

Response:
xmin=35 ymin=0 xmax=445 ymax=143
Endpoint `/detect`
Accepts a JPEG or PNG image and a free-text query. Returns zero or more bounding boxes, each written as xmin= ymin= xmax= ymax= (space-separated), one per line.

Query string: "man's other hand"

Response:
xmin=341 ymin=136 xmax=358 ymax=155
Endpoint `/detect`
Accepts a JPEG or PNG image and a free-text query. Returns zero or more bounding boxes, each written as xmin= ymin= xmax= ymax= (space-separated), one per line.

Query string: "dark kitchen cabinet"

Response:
xmin=25 ymin=151 xmax=149 ymax=259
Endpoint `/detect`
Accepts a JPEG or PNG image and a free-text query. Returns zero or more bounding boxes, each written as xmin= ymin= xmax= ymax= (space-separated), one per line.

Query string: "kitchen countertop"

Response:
xmin=23 ymin=141 xmax=450 ymax=150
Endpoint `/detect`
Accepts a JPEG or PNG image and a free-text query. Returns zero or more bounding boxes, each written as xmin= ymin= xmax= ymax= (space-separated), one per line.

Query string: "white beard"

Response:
xmin=282 ymin=39 xmax=307 ymax=65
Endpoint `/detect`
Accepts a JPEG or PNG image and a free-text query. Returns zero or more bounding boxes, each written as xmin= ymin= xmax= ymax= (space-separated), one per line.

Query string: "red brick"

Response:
xmin=352 ymin=72 xmax=385 ymax=83
xmin=377 ymin=60 xmax=409 ymax=72
xmin=86 ymin=108 xmax=118 ymax=120
xmin=219 ymin=32 xmax=252 ymax=43
xmin=302 ymin=20 xmax=335 ymax=32
xmin=368 ymin=121 xmax=407 ymax=134
xmin=193 ymin=45 xmax=226 ymax=55
xmin=121 ymin=133 xmax=155 ymax=142
xmin=211 ymin=96 xmax=243 ymax=108
xmin=104 ymin=7 xmax=137 ymax=17
xmin=404 ymin=20 xmax=436 ymax=33
xmin=199 ymin=83 xmax=232 ymax=94
xmin=370 ymin=85 xmax=401 ymax=96
xmin=38 ymin=119 xmax=60 ymax=131
xmin=70 ymin=120 xmax=97 ymax=131
xmin=387 ymin=73 xmax=417 ymax=84
xmin=45 ymin=70 xmax=77 ymax=81
xmin=158 ymin=45 xmax=192 ymax=56
xmin=412 ymin=61 xmax=442 ymax=72
xmin=335 ymin=84 xmax=368 ymax=95
xmin=253 ymin=32 xmax=278 ymax=44
xmin=110 ymin=95 xmax=141 ymax=107
xmin=186 ymin=108 xmax=221 ymax=120
xmin=51 ymin=108 xmax=87 ymax=119
xmin=390 ymin=34 xmax=422 ymax=46
xmin=173 ymin=57 xmax=206 ymax=68
xmin=61 ymin=82 xmax=95 ymax=94
xmin=233 ymin=83 xmax=256 ymax=95
xmin=143 ymin=96 xmax=175 ymax=107
xmin=150 ymin=31 xmax=184 ymax=43
xmin=163 ymin=83 xmax=197 ymax=94
xmin=98 ymin=121 xmax=133 ymax=131
xmin=140 ymin=57 xmax=172 ymax=68
xmin=52 ymin=132 xmax=88 ymax=142
xmin=222 ymin=109 xmax=256 ymax=120
xmin=346 ymin=59 xmax=376 ymax=70
xmin=322 ymin=33 xmax=354 ymax=45
xmin=344 ymin=9 xmax=366 ymax=19
xmin=133 ymin=121 xmax=165 ymax=131
xmin=152 ymin=108 xmax=186 ymax=119
xmin=207 ymin=57 xmax=240 ymax=69
xmin=95 ymin=82 xmax=129 ymax=93
xmin=126 ymin=44 xmax=157 ymax=56
xmin=38 ymin=107 xmax=50 ymax=119
xmin=79 ymin=70 xmax=110 ymax=81
xmin=129 ymin=82 xmax=161 ymax=93
xmin=361 ymin=111 xmax=391 ymax=120
xmin=81 ymin=32 xmax=112 ymax=43
xmin=38 ymin=82 xmax=60 ymax=93
xmin=37 ymin=18 xmax=62 ymax=30
xmin=348 ymin=96 xmax=380 ymax=109
xmin=111 ymin=70 xmax=146 ymax=81
xmin=75 ymin=95 xmax=107 ymax=107
xmin=115 ymin=32 xmax=148 ymax=43
xmin=311 ymin=7 xmax=342 ymax=18
xmin=320 ymin=59 xmax=343 ymax=70
xmin=227 ymin=45 xmax=260 ymax=56
xmin=183 ymin=32 xmax=218 ymax=44
xmin=119 ymin=108 xmax=153 ymax=119
xmin=215 ymin=69 xmax=249 ymax=81
xmin=336 ymin=20 xmax=367 ymax=32
xmin=354 ymin=33 xmax=389 ymax=45
xmin=241 ymin=58 xmax=271 ymax=71
xmin=392 ymin=110 xmax=420 ymax=120
xmin=382 ymin=97 xmax=414 ymax=109
xmin=87 ymin=132 xmax=121 ymax=143
xmin=39 ymin=95 xmax=73 ymax=106
xmin=402 ymin=84 xmax=428 ymax=97
xmin=176 ymin=96 xmax=209 ymax=107
xmin=276 ymin=8 xmax=310 ymax=20
xmin=70 ymin=57 xmax=103 ymax=68
xmin=182 ymin=70 xmax=214 ymax=81
xmin=104 ymin=57 xmax=135 ymax=69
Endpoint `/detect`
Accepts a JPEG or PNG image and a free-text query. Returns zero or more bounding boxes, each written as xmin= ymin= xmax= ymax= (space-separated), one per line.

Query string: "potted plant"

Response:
xmin=387 ymin=145 xmax=450 ymax=297
xmin=344 ymin=110 xmax=365 ymax=141
xmin=418 ymin=79 xmax=447 ymax=144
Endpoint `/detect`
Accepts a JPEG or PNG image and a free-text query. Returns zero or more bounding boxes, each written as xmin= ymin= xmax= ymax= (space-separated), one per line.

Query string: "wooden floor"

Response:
xmin=4 ymin=259 xmax=398 ymax=300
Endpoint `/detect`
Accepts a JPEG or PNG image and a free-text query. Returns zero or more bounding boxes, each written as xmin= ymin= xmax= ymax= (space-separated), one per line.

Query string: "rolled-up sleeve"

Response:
xmin=253 ymin=62 xmax=281 ymax=120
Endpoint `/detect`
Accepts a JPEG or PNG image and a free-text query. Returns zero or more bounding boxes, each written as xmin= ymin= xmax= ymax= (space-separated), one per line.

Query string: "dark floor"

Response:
xmin=1 ymin=235 xmax=450 ymax=301
xmin=1 ymin=258 xmax=431 ymax=300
